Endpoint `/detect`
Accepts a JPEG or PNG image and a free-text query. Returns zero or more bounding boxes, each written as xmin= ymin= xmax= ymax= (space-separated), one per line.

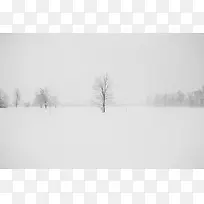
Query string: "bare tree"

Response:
xmin=49 ymin=96 xmax=59 ymax=108
xmin=39 ymin=88 xmax=49 ymax=108
xmin=33 ymin=88 xmax=59 ymax=108
xmin=176 ymin=90 xmax=185 ymax=105
xmin=14 ymin=88 xmax=21 ymax=108
xmin=33 ymin=88 xmax=50 ymax=108
xmin=92 ymin=73 xmax=113 ymax=113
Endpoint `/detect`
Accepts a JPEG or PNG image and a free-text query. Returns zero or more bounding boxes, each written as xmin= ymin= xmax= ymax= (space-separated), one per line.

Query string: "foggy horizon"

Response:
xmin=1 ymin=34 xmax=204 ymax=105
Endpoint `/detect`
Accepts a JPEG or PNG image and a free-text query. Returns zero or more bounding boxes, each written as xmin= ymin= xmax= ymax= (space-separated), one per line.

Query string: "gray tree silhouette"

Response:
xmin=14 ymin=88 xmax=21 ymax=108
xmin=0 ymin=89 xmax=9 ymax=108
xmin=92 ymin=73 xmax=113 ymax=113
xmin=33 ymin=88 xmax=59 ymax=108
xmin=33 ymin=88 xmax=50 ymax=108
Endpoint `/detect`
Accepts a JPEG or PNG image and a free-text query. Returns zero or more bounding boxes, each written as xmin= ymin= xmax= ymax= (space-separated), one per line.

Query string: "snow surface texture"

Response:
xmin=1 ymin=107 xmax=203 ymax=168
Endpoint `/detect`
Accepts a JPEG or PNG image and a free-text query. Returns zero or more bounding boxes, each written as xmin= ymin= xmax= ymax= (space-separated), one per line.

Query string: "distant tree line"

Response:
xmin=147 ymin=85 xmax=204 ymax=107
xmin=2 ymin=78 xmax=204 ymax=112
xmin=2 ymin=77 xmax=204 ymax=112
xmin=0 ymin=87 xmax=59 ymax=109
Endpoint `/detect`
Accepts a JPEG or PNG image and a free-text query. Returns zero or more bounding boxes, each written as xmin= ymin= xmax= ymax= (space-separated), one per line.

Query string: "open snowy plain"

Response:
xmin=1 ymin=107 xmax=204 ymax=168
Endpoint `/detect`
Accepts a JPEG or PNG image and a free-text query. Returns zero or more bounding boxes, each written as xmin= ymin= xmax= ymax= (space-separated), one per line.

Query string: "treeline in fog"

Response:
xmin=2 ymin=76 xmax=204 ymax=112
xmin=147 ymin=85 xmax=204 ymax=107
xmin=0 ymin=87 xmax=59 ymax=109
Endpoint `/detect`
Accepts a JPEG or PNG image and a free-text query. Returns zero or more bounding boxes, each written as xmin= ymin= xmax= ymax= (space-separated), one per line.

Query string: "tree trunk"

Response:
xmin=102 ymin=104 xmax=105 ymax=113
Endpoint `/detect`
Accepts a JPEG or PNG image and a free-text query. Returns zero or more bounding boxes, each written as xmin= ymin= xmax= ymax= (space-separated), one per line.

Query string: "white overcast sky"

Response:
xmin=0 ymin=34 xmax=204 ymax=104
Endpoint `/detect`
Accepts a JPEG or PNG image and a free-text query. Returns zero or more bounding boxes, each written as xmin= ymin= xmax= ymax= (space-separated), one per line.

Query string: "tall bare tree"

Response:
xmin=92 ymin=73 xmax=113 ymax=113
xmin=14 ymin=88 xmax=21 ymax=108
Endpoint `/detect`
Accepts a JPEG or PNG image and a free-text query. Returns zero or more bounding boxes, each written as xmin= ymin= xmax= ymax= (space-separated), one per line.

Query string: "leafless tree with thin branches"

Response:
xmin=37 ymin=88 xmax=50 ymax=108
xmin=14 ymin=88 xmax=21 ymax=108
xmin=92 ymin=73 xmax=113 ymax=113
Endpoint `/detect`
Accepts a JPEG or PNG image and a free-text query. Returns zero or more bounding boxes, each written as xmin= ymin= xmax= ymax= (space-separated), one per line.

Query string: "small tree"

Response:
xmin=32 ymin=88 xmax=59 ymax=108
xmin=176 ymin=90 xmax=185 ymax=105
xmin=40 ymin=88 xmax=49 ymax=108
xmin=49 ymin=96 xmax=59 ymax=108
xmin=33 ymin=88 xmax=50 ymax=108
xmin=14 ymin=88 xmax=21 ymax=108
xmin=92 ymin=73 xmax=113 ymax=113
xmin=0 ymin=89 xmax=9 ymax=108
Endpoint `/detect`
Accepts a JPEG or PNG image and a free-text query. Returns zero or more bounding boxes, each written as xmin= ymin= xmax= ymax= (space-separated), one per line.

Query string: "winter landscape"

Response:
xmin=1 ymin=34 xmax=204 ymax=168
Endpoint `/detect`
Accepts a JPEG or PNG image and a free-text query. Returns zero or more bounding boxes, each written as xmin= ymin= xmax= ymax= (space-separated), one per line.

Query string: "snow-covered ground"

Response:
xmin=1 ymin=106 xmax=204 ymax=168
